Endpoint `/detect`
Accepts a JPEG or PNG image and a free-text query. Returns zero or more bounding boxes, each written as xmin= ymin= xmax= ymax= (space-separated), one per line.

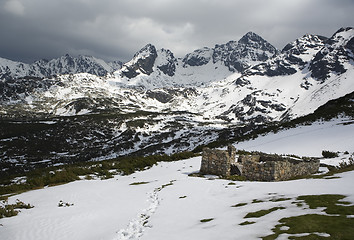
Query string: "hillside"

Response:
xmin=1 ymin=117 xmax=353 ymax=240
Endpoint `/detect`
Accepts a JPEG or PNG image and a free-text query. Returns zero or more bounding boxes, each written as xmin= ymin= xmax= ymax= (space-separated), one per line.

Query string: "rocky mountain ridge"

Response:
xmin=0 ymin=54 xmax=123 ymax=80
xmin=1 ymin=28 xmax=353 ymax=119
xmin=115 ymin=32 xmax=277 ymax=88
xmin=0 ymin=27 xmax=353 ymax=172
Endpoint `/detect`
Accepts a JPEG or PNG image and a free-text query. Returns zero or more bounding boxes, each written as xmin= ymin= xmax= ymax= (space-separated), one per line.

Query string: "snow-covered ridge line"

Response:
xmin=0 ymin=54 xmax=123 ymax=80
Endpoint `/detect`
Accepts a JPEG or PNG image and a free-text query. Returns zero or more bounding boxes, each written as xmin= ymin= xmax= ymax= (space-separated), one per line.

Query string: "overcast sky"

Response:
xmin=0 ymin=0 xmax=353 ymax=63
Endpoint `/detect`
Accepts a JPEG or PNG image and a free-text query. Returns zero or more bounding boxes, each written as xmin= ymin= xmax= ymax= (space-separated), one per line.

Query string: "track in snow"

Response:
xmin=115 ymin=180 xmax=175 ymax=240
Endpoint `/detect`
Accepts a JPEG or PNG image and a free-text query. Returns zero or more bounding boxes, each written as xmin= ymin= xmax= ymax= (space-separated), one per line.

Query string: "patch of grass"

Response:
xmin=84 ymin=174 xmax=94 ymax=180
xmin=297 ymin=194 xmax=354 ymax=215
xmin=0 ymin=151 xmax=196 ymax=197
xmin=58 ymin=200 xmax=74 ymax=207
xmin=252 ymin=199 xmax=264 ymax=204
xmin=129 ymin=181 xmax=150 ymax=185
xmin=227 ymin=182 xmax=237 ymax=185
xmin=245 ymin=207 xmax=285 ymax=218
xmin=322 ymin=150 xmax=339 ymax=158
xmin=263 ymin=194 xmax=354 ymax=240
xmin=188 ymin=173 xmax=205 ymax=178
xmin=0 ymin=199 xmax=33 ymax=218
xmin=240 ymin=221 xmax=256 ymax=226
xmin=157 ymin=180 xmax=176 ymax=191
xmin=292 ymin=201 xmax=304 ymax=207
xmin=200 ymin=218 xmax=214 ymax=223
xmin=263 ymin=214 xmax=354 ymax=240
xmin=232 ymin=203 xmax=248 ymax=207
xmin=270 ymin=197 xmax=292 ymax=202
xmin=179 ymin=196 xmax=187 ymax=199
xmin=224 ymin=175 xmax=247 ymax=181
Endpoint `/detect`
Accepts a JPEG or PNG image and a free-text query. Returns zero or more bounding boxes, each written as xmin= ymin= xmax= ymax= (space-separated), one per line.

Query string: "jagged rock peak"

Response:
xmin=282 ymin=34 xmax=328 ymax=54
xmin=133 ymin=43 xmax=157 ymax=58
xmin=216 ymin=31 xmax=278 ymax=72
xmin=119 ymin=44 xmax=158 ymax=78
xmin=156 ymin=48 xmax=177 ymax=76
xmin=181 ymin=32 xmax=278 ymax=72
xmin=334 ymin=27 xmax=354 ymax=35
xmin=244 ymin=34 xmax=327 ymax=78
xmin=239 ymin=31 xmax=266 ymax=43
xmin=238 ymin=31 xmax=277 ymax=52
xmin=182 ymin=47 xmax=213 ymax=67
xmin=310 ymin=27 xmax=354 ymax=82
xmin=322 ymin=27 xmax=354 ymax=48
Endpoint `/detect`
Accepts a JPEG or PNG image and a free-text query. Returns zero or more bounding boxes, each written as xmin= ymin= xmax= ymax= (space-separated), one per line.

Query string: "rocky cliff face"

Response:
xmin=245 ymin=34 xmax=328 ymax=77
xmin=114 ymin=32 xmax=278 ymax=88
xmin=182 ymin=32 xmax=277 ymax=72
xmin=222 ymin=32 xmax=278 ymax=72
xmin=119 ymin=45 xmax=179 ymax=79
xmin=310 ymin=27 xmax=354 ymax=82
xmin=183 ymin=47 xmax=213 ymax=67
xmin=119 ymin=44 xmax=158 ymax=78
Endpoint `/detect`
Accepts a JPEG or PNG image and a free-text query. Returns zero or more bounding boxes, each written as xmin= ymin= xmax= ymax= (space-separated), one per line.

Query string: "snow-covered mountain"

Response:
xmin=224 ymin=27 xmax=354 ymax=122
xmin=114 ymin=32 xmax=277 ymax=88
xmin=1 ymin=28 xmax=353 ymax=122
xmin=0 ymin=27 xmax=353 ymax=170
xmin=0 ymin=54 xmax=122 ymax=80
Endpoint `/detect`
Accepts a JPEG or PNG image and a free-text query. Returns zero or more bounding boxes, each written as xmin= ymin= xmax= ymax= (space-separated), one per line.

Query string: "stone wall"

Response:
xmin=200 ymin=145 xmax=236 ymax=176
xmin=238 ymin=154 xmax=260 ymax=163
xmin=200 ymin=147 xmax=320 ymax=181
xmin=242 ymin=158 xmax=320 ymax=181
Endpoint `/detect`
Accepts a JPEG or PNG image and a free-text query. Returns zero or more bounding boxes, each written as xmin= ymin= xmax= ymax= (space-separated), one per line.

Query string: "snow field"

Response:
xmin=235 ymin=118 xmax=354 ymax=157
xmin=1 ymin=118 xmax=354 ymax=240
xmin=2 ymin=156 xmax=354 ymax=240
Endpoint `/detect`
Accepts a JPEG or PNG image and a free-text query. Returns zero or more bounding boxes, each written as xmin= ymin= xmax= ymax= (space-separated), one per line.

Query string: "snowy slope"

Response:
xmin=1 ymin=118 xmax=354 ymax=240
xmin=235 ymin=118 xmax=354 ymax=157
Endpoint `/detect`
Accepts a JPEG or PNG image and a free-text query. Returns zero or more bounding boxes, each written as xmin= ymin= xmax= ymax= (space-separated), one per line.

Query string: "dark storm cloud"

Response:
xmin=0 ymin=0 xmax=353 ymax=63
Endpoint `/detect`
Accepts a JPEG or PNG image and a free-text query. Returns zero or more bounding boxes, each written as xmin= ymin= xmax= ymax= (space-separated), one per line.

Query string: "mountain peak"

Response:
xmin=239 ymin=31 xmax=266 ymax=44
xmin=334 ymin=27 xmax=353 ymax=35
xmin=310 ymin=27 xmax=354 ymax=81
xmin=281 ymin=34 xmax=327 ymax=53
xmin=134 ymin=44 xmax=157 ymax=58
xmin=119 ymin=43 xmax=158 ymax=78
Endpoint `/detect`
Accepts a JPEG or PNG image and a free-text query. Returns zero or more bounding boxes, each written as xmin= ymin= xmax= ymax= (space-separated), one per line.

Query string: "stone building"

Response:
xmin=200 ymin=146 xmax=320 ymax=181
xmin=200 ymin=145 xmax=236 ymax=176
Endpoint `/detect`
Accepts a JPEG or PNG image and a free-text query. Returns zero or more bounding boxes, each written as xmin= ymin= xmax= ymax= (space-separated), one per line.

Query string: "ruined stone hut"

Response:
xmin=200 ymin=145 xmax=320 ymax=181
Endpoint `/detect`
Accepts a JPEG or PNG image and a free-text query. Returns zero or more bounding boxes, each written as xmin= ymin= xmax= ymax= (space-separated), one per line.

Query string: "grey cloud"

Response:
xmin=0 ymin=0 xmax=353 ymax=63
